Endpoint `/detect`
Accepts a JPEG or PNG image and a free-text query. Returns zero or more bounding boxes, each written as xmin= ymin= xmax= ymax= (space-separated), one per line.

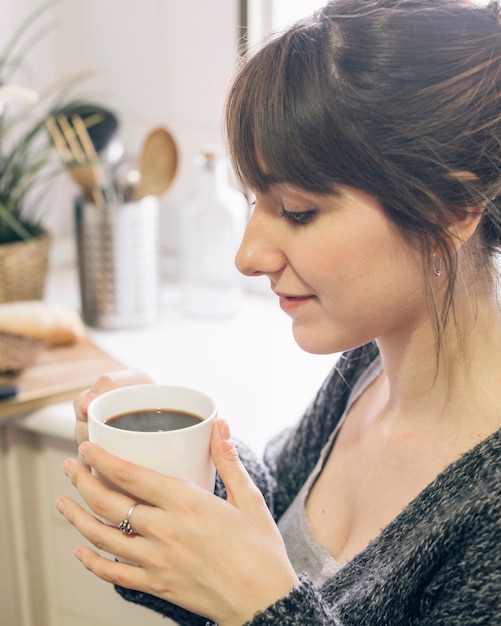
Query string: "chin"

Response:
xmin=291 ymin=326 xmax=342 ymax=355
xmin=291 ymin=323 xmax=373 ymax=355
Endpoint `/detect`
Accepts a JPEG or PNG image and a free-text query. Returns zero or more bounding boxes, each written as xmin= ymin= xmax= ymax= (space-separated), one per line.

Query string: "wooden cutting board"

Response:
xmin=0 ymin=338 xmax=125 ymax=423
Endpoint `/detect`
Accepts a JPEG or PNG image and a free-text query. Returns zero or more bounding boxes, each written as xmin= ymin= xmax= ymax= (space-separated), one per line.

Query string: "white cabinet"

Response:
xmin=0 ymin=428 xmax=24 ymax=626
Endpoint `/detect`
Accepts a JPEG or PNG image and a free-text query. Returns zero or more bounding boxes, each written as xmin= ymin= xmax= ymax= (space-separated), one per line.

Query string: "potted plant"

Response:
xmin=0 ymin=2 xmax=84 ymax=302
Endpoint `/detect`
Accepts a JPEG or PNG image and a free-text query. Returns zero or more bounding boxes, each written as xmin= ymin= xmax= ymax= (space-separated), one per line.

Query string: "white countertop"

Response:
xmin=19 ymin=254 xmax=337 ymax=455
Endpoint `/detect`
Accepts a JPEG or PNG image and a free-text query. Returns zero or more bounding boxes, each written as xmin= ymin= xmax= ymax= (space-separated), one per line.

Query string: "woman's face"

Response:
xmin=236 ymin=183 xmax=428 ymax=354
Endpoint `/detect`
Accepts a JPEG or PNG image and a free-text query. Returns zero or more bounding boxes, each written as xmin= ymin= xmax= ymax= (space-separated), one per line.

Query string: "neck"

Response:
xmin=375 ymin=285 xmax=501 ymax=436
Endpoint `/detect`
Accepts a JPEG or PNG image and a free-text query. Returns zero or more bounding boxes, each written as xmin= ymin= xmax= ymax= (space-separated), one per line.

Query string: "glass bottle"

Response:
xmin=179 ymin=150 xmax=248 ymax=317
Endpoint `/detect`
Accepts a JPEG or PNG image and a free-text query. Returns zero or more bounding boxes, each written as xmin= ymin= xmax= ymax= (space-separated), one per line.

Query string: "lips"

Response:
xmin=276 ymin=292 xmax=316 ymax=312
xmin=279 ymin=294 xmax=313 ymax=302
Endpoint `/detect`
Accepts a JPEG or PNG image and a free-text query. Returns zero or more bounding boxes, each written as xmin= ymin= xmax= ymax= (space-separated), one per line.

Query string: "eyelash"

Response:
xmin=281 ymin=208 xmax=316 ymax=226
xmin=247 ymin=198 xmax=316 ymax=226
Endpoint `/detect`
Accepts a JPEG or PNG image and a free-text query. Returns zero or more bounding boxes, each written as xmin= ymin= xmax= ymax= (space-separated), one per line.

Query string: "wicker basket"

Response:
xmin=0 ymin=231 xmax=51 ymax=302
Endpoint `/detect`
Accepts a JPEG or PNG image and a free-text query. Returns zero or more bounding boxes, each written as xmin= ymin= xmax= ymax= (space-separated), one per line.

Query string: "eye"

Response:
xmin=281 ymin=207 xmax=316 ymax=226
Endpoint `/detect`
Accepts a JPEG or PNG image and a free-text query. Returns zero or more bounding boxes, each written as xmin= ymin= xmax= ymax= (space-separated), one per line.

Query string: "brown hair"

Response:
xmin=225 ymin=0 xmax=501 ymax=354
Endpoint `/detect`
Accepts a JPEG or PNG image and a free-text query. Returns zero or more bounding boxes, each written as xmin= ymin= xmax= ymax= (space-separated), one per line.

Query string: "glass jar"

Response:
xmin=178 ymin=150 xmax=248 ymax=317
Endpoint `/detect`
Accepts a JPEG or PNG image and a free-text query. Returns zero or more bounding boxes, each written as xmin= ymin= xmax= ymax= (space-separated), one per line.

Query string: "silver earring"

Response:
xmin=433 ymin=253 xmax=442 ymax=277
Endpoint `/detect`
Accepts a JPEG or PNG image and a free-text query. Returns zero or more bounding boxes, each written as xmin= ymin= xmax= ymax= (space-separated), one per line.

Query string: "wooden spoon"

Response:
xmin=132 ymin=127 xmax=178 ymax=201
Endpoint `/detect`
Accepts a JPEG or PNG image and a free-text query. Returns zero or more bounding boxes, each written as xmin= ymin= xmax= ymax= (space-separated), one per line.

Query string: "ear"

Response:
xmin=444 ymin=170 xmax=484 ymax=250
xmin=447 ymin=208 xmax=484 ymax=251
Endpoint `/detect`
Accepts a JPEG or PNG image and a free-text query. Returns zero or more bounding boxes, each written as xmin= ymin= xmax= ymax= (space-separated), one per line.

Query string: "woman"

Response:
xmin=58 ymin=1 xmax=501 ymax=624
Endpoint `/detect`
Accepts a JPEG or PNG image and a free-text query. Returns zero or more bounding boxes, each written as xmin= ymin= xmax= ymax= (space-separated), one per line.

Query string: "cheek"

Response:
xmin=311 ymin=231 xmax=424 ymax=310
xmin=347 ymin=241 xmax=426 ymax=327
xmin=287 ymin=236 xmax=426 ymax=354
xmin=300 ymin=230 xmax=396 ymax=286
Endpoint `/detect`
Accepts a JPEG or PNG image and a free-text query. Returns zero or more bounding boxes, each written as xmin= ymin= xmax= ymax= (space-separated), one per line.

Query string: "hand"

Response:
xmin=57 ymin=419 xmax=300 ymax=626
xmin=74 ymin=369 xmax=153 ymax=448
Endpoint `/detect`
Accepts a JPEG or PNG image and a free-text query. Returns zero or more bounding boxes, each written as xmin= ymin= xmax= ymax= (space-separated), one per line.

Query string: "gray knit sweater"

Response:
xmin=116 ymin=342 xmax=501 ymax=625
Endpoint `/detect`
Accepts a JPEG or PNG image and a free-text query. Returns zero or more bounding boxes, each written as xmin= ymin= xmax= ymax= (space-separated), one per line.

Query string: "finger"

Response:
xmin=74 ymin=369 xmax=154 ymax=453
xmin=210 ymin=420 xmax=264 ymax=509
xmin=77 ymin=369 xmax=153 ymax=418
xmin=63 ymin=458 xmax=139 ymax=525
xmin=76 ymin=442 xmax=203 ymax=511
xmin=73 ymin=388 xmax=90 ymax=424
xmin=57 ymin=494 xmax=148 ymax=566
xmin=73 ymin=545 xmax=152 ymax=593
xmin=74 ymin=387 xmax=91 ymax=451
xmin=62 ymin=457 xmax=168 ymax=549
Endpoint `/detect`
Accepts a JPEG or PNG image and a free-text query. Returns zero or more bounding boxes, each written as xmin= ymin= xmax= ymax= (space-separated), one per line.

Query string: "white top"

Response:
xmin=278 ymin=357 xmax=383 ymax=585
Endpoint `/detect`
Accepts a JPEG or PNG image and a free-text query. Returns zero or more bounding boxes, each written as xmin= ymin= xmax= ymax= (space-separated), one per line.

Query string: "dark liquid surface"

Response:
xmin=105 ymin=409 xmax=203 ymax=432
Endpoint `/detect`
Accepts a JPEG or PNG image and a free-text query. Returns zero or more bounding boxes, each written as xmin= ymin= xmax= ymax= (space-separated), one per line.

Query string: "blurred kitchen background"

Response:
xmin=1 ymin=5 xmax=337 ymax=626
xmin=1 ymin=0 xmax=326 ymax=270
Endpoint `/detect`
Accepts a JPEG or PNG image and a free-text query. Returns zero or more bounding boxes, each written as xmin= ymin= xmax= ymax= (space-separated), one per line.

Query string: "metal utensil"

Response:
xmin=132 ymin=127 xmax=178 ymax=201
xmin=0 ymin=384 xmax=20 ymax=399
xmin=111 ymin=154 xmax=141 ymax=203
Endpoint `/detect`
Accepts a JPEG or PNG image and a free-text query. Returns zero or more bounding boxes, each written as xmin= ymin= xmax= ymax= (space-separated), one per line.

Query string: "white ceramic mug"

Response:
xmin=88 ymin=384 xmax=217 ymax=492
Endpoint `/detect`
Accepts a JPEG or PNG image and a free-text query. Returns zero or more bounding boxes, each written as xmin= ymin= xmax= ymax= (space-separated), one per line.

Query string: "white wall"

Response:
xmin=2 ymin=0 xmax=242 ymax=257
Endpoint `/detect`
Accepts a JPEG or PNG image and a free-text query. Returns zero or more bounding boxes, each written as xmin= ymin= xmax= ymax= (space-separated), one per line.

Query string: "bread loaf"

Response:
xmin=0 ymin=331 xmax=47 ymax=373
xmin=0 ymin=300 xmax=86 ymax=346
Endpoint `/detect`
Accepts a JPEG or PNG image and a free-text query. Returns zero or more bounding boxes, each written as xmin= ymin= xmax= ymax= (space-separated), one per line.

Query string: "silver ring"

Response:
xmin=119 ymin=502 xmax=139 ymax=535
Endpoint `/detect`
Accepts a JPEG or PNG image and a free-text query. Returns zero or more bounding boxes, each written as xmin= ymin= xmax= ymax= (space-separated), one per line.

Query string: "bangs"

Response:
xmin=225 ymin=21 xmax=369 ymax=195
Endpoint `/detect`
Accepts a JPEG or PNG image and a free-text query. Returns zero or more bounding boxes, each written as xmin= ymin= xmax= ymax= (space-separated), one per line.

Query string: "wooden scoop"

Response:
xmin=132 ymin=127 xmax=178 ymax=201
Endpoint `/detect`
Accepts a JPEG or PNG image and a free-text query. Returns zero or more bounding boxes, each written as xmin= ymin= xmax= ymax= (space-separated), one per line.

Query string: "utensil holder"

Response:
xmin=75 ymin=196 xmax=160 ymax=329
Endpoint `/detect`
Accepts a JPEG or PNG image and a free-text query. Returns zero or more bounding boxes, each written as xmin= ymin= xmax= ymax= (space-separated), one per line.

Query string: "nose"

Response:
xmin=235 ymin=207 xmax=286 ymax=277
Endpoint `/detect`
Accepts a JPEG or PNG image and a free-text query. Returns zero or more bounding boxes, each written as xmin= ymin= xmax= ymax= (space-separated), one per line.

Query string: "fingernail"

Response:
xmin=56 ymin=498 xmax=64 ymax=514
xmin=78 ymin=442 xmax=89 ymax=460
xmin=62 ymin=459 xmax=72 ymax=476
xmin=74 ymin=548 xmax=82 ymax=561
xmin=218 ymin=419 xmax=235 ymax=454
xmin=218 ymin=419 xmax=232 ymax=440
